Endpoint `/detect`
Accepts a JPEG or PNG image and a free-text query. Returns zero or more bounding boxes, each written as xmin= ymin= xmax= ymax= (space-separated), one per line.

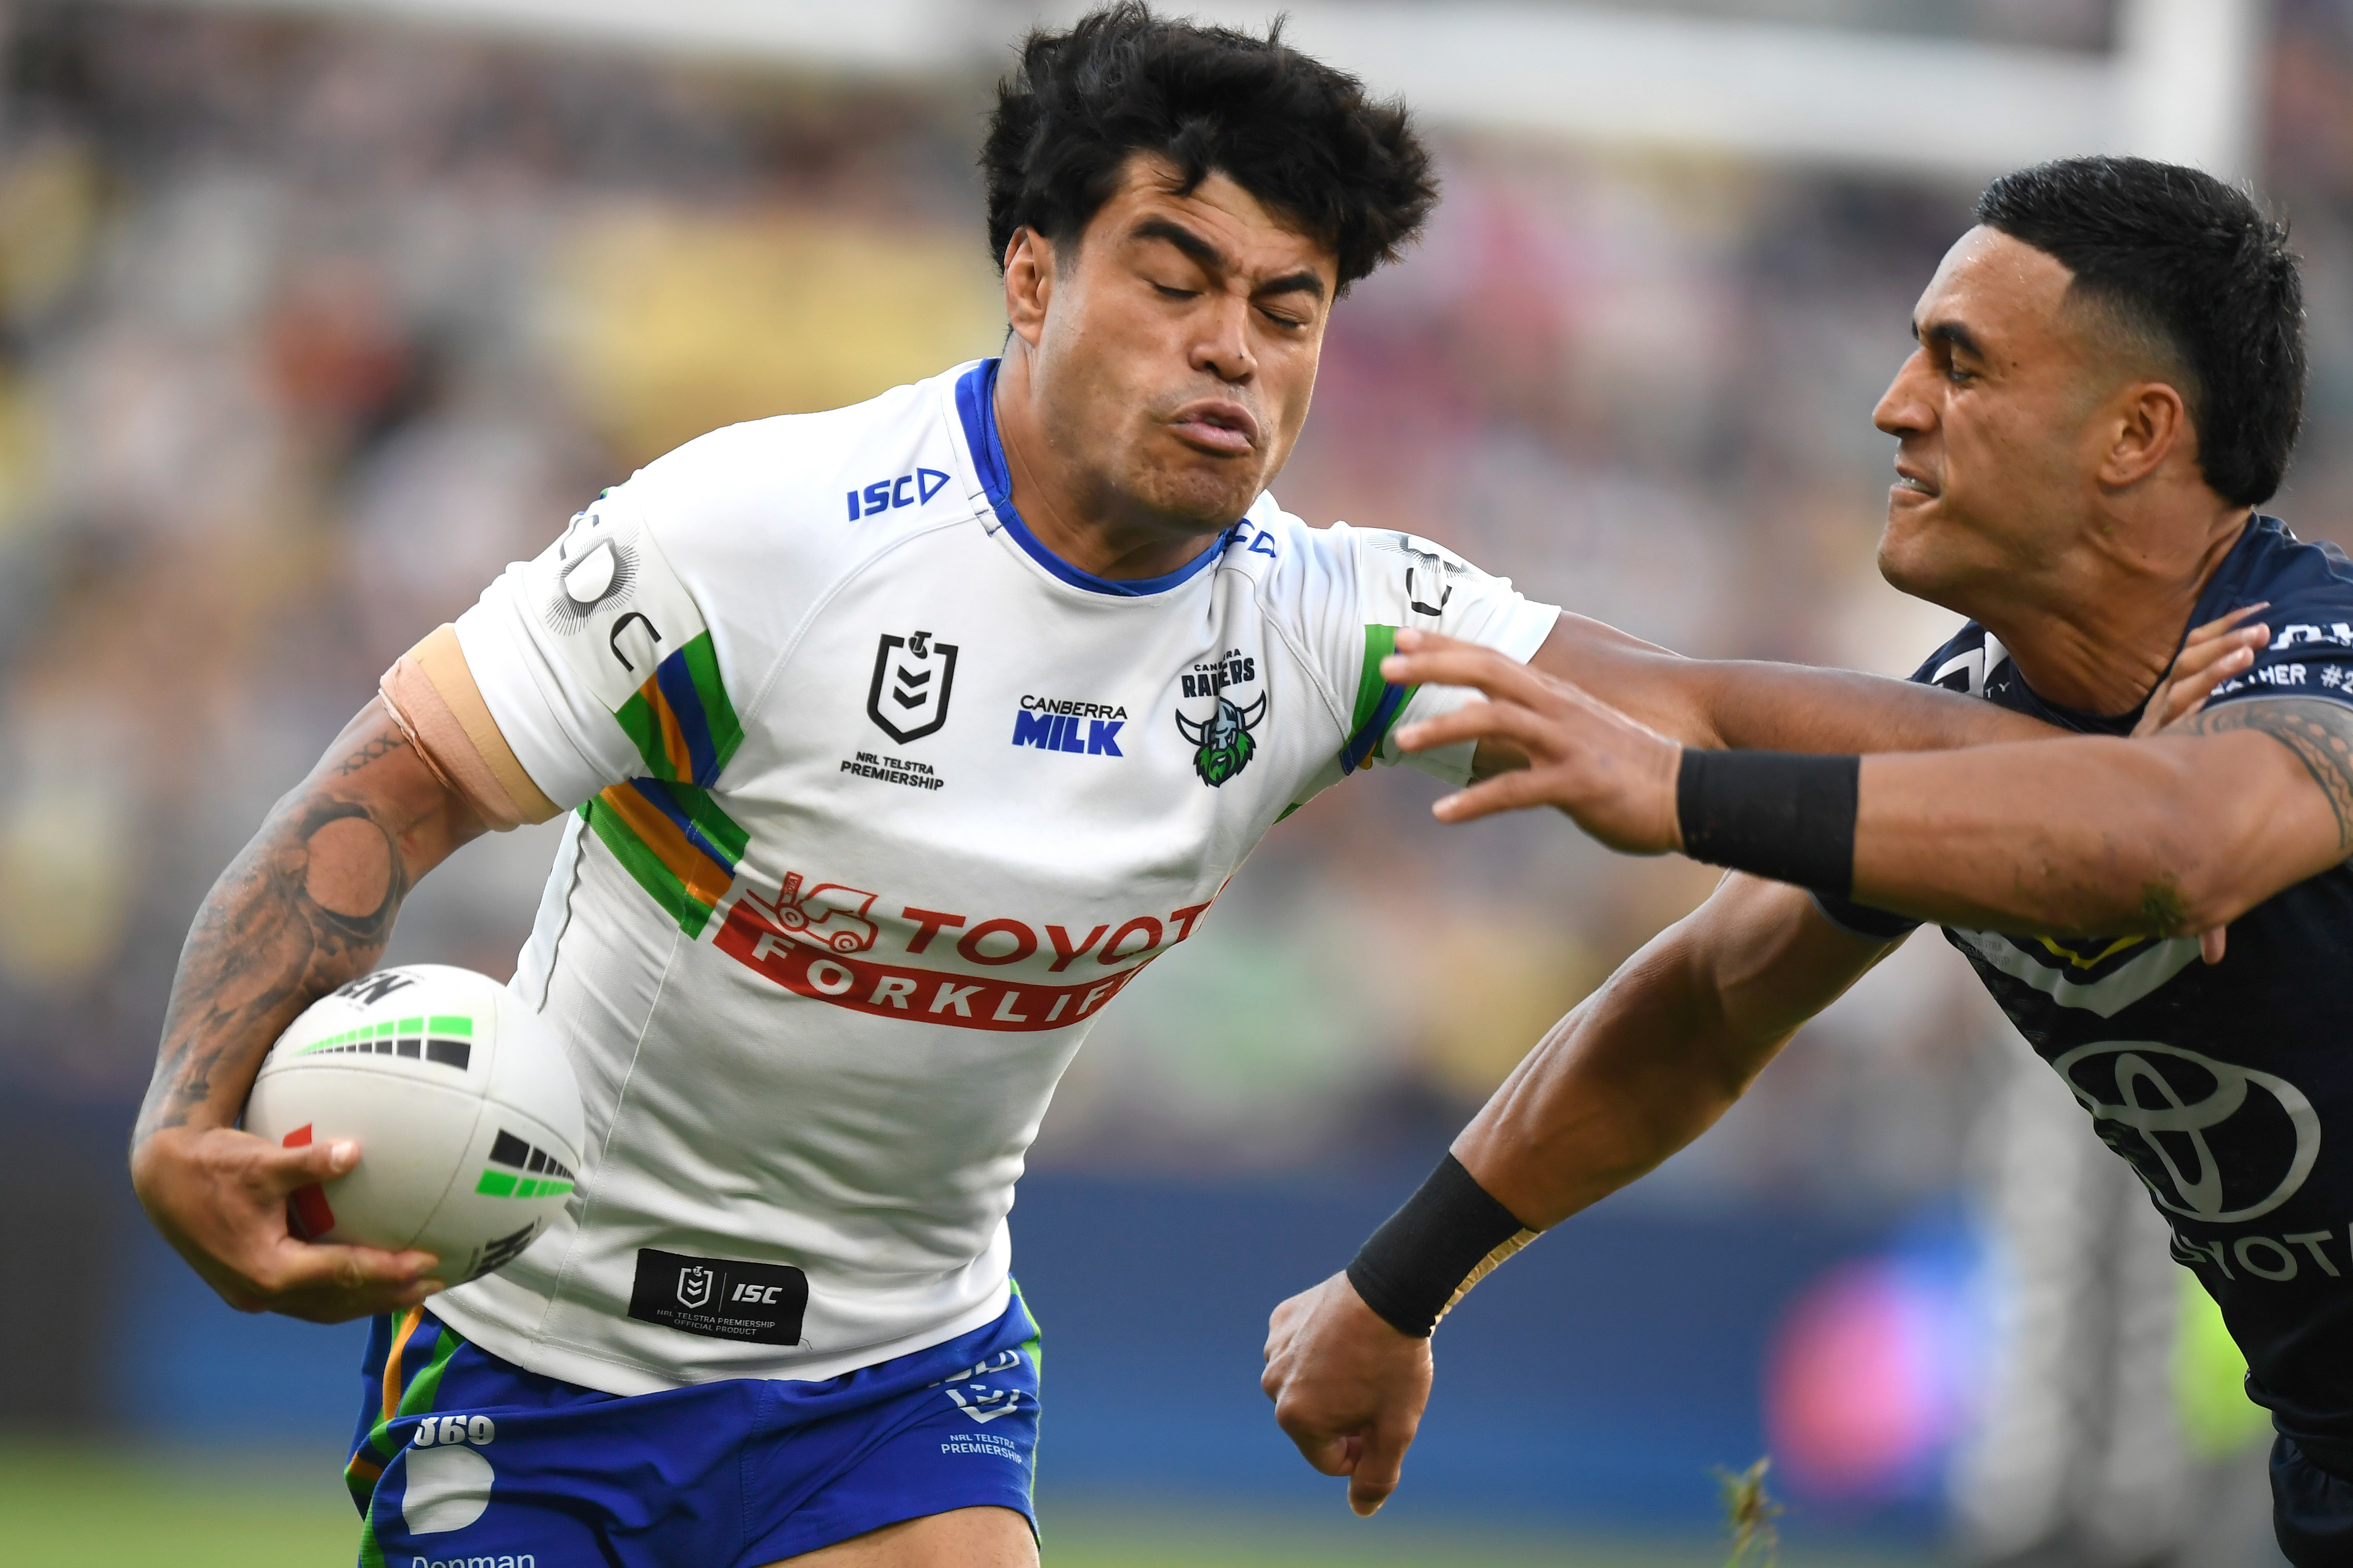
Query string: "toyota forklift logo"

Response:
xmin=2052 ymin=1040 xmax=2321 ymax=1224
xmin=735 ymin=873 xmax=879 ymax=955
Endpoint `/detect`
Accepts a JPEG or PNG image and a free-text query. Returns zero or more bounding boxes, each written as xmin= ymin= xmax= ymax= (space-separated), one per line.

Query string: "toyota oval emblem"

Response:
xmin=2051 ymin=1039 xmax=2321 ymax=1224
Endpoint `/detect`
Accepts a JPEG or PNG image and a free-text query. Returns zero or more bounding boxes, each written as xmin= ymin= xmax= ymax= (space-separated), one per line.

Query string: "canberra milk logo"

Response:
xmin=2053 ymin=1039 xmax=2320 ymax=1224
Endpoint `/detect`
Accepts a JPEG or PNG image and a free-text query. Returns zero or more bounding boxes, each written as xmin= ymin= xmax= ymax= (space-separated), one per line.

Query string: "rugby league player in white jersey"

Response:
xmin=128 ymin=7 xmax=2071 ymax=1565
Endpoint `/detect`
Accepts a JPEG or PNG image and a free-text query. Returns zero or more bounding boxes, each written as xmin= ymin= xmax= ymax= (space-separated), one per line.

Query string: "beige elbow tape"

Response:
xmin=380 ymin=625 xmax=560 ymax=831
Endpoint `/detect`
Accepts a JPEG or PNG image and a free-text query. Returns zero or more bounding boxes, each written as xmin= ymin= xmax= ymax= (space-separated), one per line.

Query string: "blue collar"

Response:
xmin=954 ymin=359 xmax=1227 ymax=598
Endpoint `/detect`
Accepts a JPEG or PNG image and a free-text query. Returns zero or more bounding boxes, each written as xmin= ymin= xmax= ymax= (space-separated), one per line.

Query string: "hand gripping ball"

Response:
xmin=244 ymin=965 xmax=587 ymax=1284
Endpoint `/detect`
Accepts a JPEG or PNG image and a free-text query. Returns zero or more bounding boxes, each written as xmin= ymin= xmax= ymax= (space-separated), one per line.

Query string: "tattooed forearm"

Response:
xmin=136 ymin=797 xmax=410 ymax=1145
xmin=134 ymin=703 xmax=478 ymax=1151
xmin=2178 ymin=697 xmax=2353 ymax=854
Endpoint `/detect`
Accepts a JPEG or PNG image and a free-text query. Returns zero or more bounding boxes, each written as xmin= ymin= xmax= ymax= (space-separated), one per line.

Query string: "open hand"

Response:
xmin=1263 ymin=1271 xmax=1434 ymax=1517
xmin=1384 ymin=629 xmax=1684 ymax=852
xmin=131 ymin=1125 xmax=441 ymax=1323
xmin=2135 ymin=603 xmax=2271 ymax=738
xmin=2134 ymin=604 xmax=2271 ymax=963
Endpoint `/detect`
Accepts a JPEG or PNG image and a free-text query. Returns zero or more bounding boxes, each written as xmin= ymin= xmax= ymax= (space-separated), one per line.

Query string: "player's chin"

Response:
xmin=1139 ymin=460 xmax=1267 ymax=533
xmin=1874 ymin=515 xmax=1949 ymax=599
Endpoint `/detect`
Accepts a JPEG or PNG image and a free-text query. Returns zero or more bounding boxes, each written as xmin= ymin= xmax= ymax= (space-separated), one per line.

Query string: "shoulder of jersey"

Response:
xmin=2247 ymin=517 xmax=2353 ymax=612
xmin=1222 ymin=507 xmax=1438 ymax=587
xmin=1910 ymin=621 xmax=1995 ymax=690
xmin=616 ymin=368 xmax=982 ymax=576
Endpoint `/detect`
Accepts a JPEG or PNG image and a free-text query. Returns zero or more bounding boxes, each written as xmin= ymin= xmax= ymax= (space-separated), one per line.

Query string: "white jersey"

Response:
xmin=427 ymin=358 xmax=1558 ymax=1395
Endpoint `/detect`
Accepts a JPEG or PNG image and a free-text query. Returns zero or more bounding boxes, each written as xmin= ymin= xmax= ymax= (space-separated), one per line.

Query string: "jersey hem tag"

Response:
xmin=628 ymin=1248 xmax=810 ymax=1346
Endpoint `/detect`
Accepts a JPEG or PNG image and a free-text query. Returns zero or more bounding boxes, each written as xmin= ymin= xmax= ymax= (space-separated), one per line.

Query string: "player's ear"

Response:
xmin=2096 ymin=379 xmax=2189 ymax=490
xmin=1003 ymin=227 xmax=1054 ymax=347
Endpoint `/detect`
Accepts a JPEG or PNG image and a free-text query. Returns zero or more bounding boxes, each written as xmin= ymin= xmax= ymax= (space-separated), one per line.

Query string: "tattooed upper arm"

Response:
xmin=134 ymin=701 xmax=484 ymax=1149
xmin=2175 ymin=696 xmax=2353 ymax=857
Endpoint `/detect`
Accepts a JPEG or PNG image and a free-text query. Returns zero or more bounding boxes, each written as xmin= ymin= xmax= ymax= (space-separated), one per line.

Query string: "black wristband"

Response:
xmin=1675 ymin=748 xmax=1860 ymax=898
xmin=1346 ymin=1153 xmax=1535 ymax=1339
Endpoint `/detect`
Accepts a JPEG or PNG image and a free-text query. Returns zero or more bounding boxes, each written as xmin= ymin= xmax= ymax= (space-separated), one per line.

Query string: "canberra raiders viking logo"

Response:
xmin=1175 ymin=692 xmax=1267 ymax=787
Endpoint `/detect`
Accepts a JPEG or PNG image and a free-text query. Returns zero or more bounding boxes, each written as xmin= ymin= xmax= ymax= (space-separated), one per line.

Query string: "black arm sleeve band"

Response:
xmin=1347 ymin=1153 xmax=1536 ymax=1339
xmin=1675 ymin=748 xmax=1861 ymax=899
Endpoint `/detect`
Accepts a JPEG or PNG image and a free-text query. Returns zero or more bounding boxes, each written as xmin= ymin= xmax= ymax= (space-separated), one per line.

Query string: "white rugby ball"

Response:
xmin=244 ymin=964 xmax=586 ymax=1285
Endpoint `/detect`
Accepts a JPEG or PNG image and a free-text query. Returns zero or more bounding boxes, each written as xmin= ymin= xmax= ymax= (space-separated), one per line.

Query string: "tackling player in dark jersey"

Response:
xmin=1259 ymin=158 xmax=2353 ymax=1564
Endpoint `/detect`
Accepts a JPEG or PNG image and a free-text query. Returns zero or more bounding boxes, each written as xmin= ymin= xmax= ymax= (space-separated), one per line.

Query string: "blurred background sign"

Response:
xmin=0 ymin=1 xmax=2332 ymax=1564
xmin=140 ymin=0 xmax=2268 ymax=178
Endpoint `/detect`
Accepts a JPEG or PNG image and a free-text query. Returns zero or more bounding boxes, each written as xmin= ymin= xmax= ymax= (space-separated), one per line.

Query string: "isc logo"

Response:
xmin=847 ymin=469 xmax=952 ymax=519
xmin=733 ymin=1282 xmax=787 ymax=1304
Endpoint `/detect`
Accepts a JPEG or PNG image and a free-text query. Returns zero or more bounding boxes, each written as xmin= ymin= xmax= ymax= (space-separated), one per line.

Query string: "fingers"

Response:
xmin=1262 ymin=1272 xmax=1435 ymax=1518
xmin=1288 ymin=1429 xmax=1358 ymax=1479
xmin=140 ymin=1126 xmax=441 ymax=1322
xmin=2201 ymin=926 xmax=2228 ymax=965
xmin=1348 ymin=1422 xmax=1414 ymax=1517
xmin=2136 ymin=605 xmax=2271 ymax=737
xmin=262 ymin=1135 xmax=362 ymax=1194
xmin=1391 ymin=700 xmax=1520 ymax=756
xmin=1396 ymin=699 xmax=1571 ymax=764
xmin=2188 ymin=602 xmax=2271 ymax=640
xmin=2167 ymin=625 xmax=2266 ymax=711
xmin=246 ymin=1239 xmax=444 ymax=1322
xmin=1382 ymin=631 xmax=1562 ymax=713
xmin=1431 ymin=767 xmax=1572 ymax=824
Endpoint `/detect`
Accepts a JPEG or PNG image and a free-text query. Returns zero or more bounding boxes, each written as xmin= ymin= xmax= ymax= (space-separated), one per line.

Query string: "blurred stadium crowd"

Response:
xmin=10 ymin=0 xmax=2353 ymax=1552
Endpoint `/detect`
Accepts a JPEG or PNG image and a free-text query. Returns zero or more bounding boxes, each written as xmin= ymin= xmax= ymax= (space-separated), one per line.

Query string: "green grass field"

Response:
xmin=0 ymin=1443 xmax=1937 ymax=1566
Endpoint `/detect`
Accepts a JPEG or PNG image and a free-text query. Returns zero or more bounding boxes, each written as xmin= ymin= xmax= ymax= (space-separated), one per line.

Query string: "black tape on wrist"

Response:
xmin=1675 ymin=748 xmax=1861 ymax=899
xmin=1347 ymin=1153 xmax=1537 ymax=1339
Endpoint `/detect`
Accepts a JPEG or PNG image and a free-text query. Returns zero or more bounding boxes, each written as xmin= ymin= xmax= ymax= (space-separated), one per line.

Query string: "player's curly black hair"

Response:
xmin=1978 ymin=156 xmax=2305 ymax=507
xmin=981 ymin=3 xmax=1438 ymax=294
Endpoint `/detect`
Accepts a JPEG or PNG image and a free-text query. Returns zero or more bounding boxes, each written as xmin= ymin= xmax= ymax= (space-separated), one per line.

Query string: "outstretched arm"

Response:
xmin=1264 ymin=877 xmax=1891 ymax=1515
xmin=1845 ymin=697 xmax=2346 ymax=933
xmin=1514 ymin=611 xmax=2058 ymax=756
xmin=130 ymin=697 xmax=486 ymax=1321
xmin=1500 ymin=604 xmax=2262 ymax=769
xmin=1400 ymin=630 xmax=2328 ymax=939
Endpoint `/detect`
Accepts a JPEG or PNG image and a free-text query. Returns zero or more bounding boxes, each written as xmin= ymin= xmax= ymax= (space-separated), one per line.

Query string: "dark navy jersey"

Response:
xmin=1816 ymin=516 xmax=2353 ymax=1452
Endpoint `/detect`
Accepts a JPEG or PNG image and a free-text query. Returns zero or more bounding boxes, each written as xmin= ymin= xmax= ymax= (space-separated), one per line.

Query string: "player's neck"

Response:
xmin=991 ymin=351 xmax=1230 ymax=582
xmin=1980 ymin=503 xmax=2253 ymax=718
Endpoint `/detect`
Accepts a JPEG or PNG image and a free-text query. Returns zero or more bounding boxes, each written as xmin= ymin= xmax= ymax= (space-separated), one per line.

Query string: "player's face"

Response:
xmin=1021 ymin=155 xmax=1338 ymax=533
xmin=1871 ymin=227 xmax=2111 ymax=613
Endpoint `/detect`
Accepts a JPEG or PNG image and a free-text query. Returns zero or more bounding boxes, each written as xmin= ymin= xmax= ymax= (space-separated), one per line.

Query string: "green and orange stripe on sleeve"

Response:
xmin=584 ymin=778 xmax=750 ymax=938
xmin=587 ymin=625 xmax=753 ymax=938
xmin=614 ymin=630 xmax=743 ymax=788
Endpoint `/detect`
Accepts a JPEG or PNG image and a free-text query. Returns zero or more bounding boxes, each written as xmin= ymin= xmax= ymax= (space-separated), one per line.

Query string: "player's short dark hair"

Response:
xmin=981 ymin=2 xmax=1438 ymax=293
xmin=1976 ymin=156 xmax=2305 ymax=507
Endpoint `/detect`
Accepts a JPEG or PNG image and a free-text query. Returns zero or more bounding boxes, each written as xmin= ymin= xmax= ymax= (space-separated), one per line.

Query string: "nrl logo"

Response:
xmin=867 ymin=629 xmax=958 ymax=745
xmin=676 ymin=1265 xmax=715 ymax=1309
xmin=1176 ymin=693 xmax=1266 ymax=787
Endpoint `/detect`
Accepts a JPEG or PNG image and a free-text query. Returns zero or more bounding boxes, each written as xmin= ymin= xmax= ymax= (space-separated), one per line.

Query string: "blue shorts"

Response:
xmin=2275 ymin=1434 xmax=2353 ymax=1566
xmin=342 ymin=1292 xmax=1041 ymax=1568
